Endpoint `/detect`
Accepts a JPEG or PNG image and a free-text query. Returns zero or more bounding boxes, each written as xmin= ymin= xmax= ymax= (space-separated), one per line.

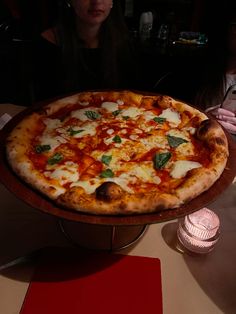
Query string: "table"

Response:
xmin=0 ymin=104 xmax=236 ymax=314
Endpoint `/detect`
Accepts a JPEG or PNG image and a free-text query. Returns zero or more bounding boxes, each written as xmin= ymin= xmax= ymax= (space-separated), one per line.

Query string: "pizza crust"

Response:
xmin=175 ymin=119 xmax=228 ymax=205
xmin=57 ymin=186 xmax=182 ymax=215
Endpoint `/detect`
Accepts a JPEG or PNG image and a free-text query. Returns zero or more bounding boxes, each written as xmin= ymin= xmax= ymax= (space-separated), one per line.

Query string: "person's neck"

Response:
xmin=76 ymin=22 xmax=101 ymax=48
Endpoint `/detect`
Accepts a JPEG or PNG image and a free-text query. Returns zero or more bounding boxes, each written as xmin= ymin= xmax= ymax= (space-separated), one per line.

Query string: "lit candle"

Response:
xmin=177 ymin=208 xmax=220 ymax=254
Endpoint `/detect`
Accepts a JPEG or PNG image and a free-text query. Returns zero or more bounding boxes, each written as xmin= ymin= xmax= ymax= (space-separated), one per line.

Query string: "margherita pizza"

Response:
xmin=6 ymin=90 xmax=229 ymax=215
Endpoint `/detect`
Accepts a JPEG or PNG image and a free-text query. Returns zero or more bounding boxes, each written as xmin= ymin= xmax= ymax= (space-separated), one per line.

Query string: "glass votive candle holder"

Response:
xmin=177 ymin=208 xmax=220 ymax=254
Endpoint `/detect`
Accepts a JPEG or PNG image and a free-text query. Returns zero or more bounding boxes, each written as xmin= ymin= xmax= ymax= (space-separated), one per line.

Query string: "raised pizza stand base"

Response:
xmin=58 ymin=220 xmax=148 ymax=251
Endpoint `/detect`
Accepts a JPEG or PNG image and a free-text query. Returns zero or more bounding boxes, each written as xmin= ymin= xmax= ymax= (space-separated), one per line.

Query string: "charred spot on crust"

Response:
xmin=153 ymin=100 xmax=160 ymax=108
xmin=38 ymin=108 xmax=47 ymax=115
xmin=214 ymin=137 xmax=225 ymax=146
xmin=197 ymin=119 xmax=212 ymax=136
xmin=96 ymin=182 xmax=124 ymax=201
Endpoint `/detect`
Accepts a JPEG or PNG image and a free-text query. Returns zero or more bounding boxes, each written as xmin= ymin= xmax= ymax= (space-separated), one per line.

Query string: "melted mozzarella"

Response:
xmin=176 ymin=143 xmax=195 ymax=157
xmin=167 ymin=129 xmax=194 ymax=156
xmin=71 ymin=107 xmax=100 ymax=121
xmin=129 ymin=134 xmax=139 ymax=140
xmin=42 ymin=118 xmax=66 ymax=150
xmin=71 ymin=175 xmax=134 ymax=194
xmin=71 ymin=179 xmax=101 ymax=194
xmin=167 ymin=129 xmax=189 ymax=141
xmin=72 ymin=121 xmax=98 ymax=138
xmin=44 ymin=118 xmax=61 ymax=130
xmin=107 ymin=129 xmax=115 ymax=135
xmin=71 ymin=162 xmax=161 ymax=194
xmin=142 ymin=110 xmax=157 ymax=122
xmin=107 ymin=174 xmax=134 ymax=193
xmin=44 ymin=162 xmax=79 ymax=185
xmin=90 ymin=147 xmax=131 ymax=168
xmin=140 ymin=135 xmax=168 ymax=149
xmin=159 ymin=108 xmax=181 ymax=126
xmin=39 ymin=134 xmax=67 ymax=151
xmin=19 ymin=161 xmax=66 ymax=197
xmin=101 ymin=102 xmax=119 ymax=112
xmin=78 ymin=101 xmax=89 ymax=106
xmin=170 ymin=160 xmax=202 ymax=179
xmin=121 ymin=107 xmax=144 ymax=118
xmin=130 ymin=162 xmax=161 ymax=184
xmin=103 ymin=136 xmax=128 ymax=147
xmin=117 ymin=99 xmax=124 ymax=105
xmin=183 ymin=127 xmax=196 ymax=135
xmin=111 ymin=162 xmax=161 ymax=193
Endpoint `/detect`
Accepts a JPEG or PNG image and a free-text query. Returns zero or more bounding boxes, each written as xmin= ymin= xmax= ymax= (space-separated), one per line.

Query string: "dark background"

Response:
xmin=0 ymin=0 xmax=220 ymax=105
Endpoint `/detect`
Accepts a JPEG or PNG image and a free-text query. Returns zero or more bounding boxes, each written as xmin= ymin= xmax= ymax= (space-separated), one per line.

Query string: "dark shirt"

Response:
xmin=32 ymin=37 xmax=63 ymax=101
xmin=31 ymin=36 xmax=144 ymax=102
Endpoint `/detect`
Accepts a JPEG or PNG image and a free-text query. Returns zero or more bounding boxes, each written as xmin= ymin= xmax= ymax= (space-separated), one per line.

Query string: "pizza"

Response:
xmin=5 ymin=90 xmax=229 ymax=215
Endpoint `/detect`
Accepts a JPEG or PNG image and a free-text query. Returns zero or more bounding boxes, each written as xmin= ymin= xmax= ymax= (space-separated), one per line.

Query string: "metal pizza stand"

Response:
xmin=1 ymin=103 xmax=236 ymax=250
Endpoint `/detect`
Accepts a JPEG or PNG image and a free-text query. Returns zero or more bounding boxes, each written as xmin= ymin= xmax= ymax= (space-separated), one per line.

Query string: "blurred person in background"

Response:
xmin=194 ymin=0 xmax=236 ymax=134
xmin=32 ymin=0 xmax=141 ymax=101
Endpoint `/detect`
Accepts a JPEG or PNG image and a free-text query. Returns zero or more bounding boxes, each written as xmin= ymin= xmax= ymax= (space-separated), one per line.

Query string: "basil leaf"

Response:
xmin=153 ymin=152 xmax=171 ymax=169
xmin=85 ymin=110 xmax=100 ymax=120
xmin=112 ymin=110 xmax=122 ymax=116
xmin=112 ymin=135 xmax=122 ymax=143
xmin=100 ymin=169 xmax=114 ymax=178
xmin=35 ymin=144 xmax=51 ymax=154
xmin=153 ymin=117 xmax=166 ymax=124
xmin=101 ymin=155 xmax=112 ymax=166
xmin=69 ymin=128 xmax=84 ymax=136
xmin=47 ymin=152 xmax=63 ymax=165
xmin=167 ymin=135 xmax=188 ymax=148
xmin=122 ymin=116 xmax=130 ymax=120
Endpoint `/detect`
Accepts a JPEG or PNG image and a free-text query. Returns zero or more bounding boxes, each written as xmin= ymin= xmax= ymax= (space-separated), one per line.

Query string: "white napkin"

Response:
xmin=0 ymin=113 xmax=12 ymax=130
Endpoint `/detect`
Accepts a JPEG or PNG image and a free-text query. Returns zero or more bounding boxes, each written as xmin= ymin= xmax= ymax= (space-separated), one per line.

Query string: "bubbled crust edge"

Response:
xmin=57 ymin=185 xmax=182 ymax=215
xmin=176 ymin=118 xmax=229 ymax=204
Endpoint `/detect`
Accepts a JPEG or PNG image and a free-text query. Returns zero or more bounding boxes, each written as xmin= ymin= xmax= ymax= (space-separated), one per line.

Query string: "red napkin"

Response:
xmin=20 ymin=247 xmax=162 ymax=314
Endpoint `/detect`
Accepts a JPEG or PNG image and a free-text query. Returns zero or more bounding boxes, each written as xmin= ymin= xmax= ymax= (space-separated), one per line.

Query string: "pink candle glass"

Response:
xmin=177 ymin=208 xmax=220 ymax=254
